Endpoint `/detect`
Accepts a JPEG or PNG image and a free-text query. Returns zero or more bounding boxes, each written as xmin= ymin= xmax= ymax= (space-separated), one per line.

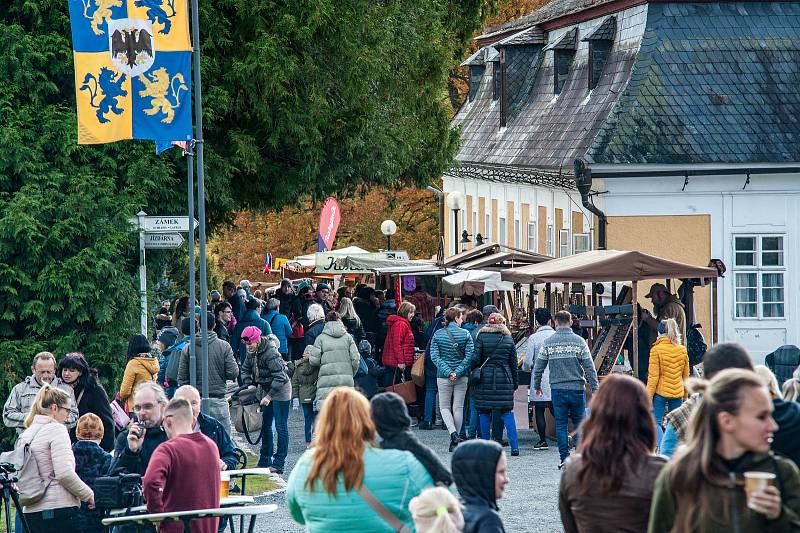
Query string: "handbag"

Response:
xmin=289 ymin=316 xmax=305 ymax=340
xmin=231 ymin=385 xmax=263 ymax=445
xmin=469 ymin=356 xmax=491 ymax=388
xmin=111 ymin=393 xmax=130 ymax=431
xmin=358 ymin=484 xmax=411 ymax=533
xmin=385 ymin=373 xmax=417 ymax=404
xmin=410 ymin=353 xmax=425 ymax=387
xmin=0 ymin=425 xmax=53 ymax=506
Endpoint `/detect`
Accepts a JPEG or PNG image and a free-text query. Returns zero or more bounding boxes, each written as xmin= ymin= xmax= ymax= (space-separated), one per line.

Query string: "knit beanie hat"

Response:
xmin=241 ymin=326 xmax=262 ymax=344
xmin=76 ymin=413 xmax=104 ymax=441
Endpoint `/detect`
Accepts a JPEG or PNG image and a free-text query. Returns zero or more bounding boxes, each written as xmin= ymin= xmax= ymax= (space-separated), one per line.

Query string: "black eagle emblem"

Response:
xmin=111 ymin=27 xmax=153 ymax=69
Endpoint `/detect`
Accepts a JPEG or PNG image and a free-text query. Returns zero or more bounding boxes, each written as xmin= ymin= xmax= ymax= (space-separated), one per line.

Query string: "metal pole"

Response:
xmin=453 ymin=209 xmax=459 ymax=256
xmin=137 ymin=211 xmax=148 ymax=336
xmin=387 ymin=235 xmax=391 ymax=251
xmin=187 ymin=144 xmax=197 ymax=388
xmin=190 ymin=0 xmax=210 ymax=411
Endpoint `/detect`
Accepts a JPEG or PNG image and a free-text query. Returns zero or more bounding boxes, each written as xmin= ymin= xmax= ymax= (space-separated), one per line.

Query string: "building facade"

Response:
xmin=444 ymin=0 xmax=800 ymax=360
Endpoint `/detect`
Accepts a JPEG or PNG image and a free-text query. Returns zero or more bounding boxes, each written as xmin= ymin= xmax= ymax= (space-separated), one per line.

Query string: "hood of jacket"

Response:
xmin=241 ymin=309 xmax=263 ymax=323
xmin=477 ymin=323 xmax=511 ymax=337
xmin=370 ymin=392 xmax=411 ymax=439
xmin=191 ymin=331 xmax=219 ymax=345
xmin=386 ymin=314 xmax=408 ymax=328
xmin=132 ymin=356 xmax=160 ymax=374
xmin=321 ymin=320 xmax=348 ymax=338
xmin=452 ymin=440 xmax=502 ymax=510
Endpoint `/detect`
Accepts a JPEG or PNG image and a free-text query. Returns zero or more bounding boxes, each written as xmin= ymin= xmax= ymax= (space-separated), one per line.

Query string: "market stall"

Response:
xmin=501 ymin=250 xmax=718 ymax=378
xmin=441 ymin=269 xmax=516 ymax=295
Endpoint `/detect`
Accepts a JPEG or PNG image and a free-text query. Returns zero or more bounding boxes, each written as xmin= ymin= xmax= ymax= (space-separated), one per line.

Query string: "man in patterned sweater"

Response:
xmin=532 ymin=310 xmax=598 ymax=469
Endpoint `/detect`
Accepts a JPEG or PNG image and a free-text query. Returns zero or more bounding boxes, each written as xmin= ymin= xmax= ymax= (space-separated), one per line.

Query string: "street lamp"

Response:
xmin=447 ymin=191 xmax=466 ymax=254
xmin=381 ymin=219 xmax=397 ymax=250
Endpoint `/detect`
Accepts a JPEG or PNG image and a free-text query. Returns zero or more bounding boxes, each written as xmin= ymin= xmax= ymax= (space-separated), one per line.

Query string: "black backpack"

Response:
xmin=686 ymin=324 xmax=707 ymax=368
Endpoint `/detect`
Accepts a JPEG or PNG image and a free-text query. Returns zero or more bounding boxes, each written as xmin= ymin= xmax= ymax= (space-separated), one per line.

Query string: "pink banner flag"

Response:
xmin=317 ymin=197 xmax=341 ymax=252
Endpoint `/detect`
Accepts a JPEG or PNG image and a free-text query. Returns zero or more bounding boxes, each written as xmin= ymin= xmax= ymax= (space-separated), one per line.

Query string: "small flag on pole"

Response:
xmin=263 ymin=252 xmax=274 ymax=274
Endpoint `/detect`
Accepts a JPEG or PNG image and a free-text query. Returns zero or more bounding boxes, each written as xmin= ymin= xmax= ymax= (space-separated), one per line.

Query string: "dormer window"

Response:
xmin=468 ymin=65 xmax=485 ymax=102
xmin=583 ymin=17 xmax=616 ymax=90
xmin=543 ymin=28 xmax=578 ymax=95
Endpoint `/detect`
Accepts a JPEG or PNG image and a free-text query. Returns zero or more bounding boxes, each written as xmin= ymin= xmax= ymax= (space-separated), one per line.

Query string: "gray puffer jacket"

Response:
xmin=309 ymin=320 xmax=361 ymax=406
xmin=178 ymin=332 xmax=239 ymax=396
xmin=242 ymin=337 xmax=291 ymax=401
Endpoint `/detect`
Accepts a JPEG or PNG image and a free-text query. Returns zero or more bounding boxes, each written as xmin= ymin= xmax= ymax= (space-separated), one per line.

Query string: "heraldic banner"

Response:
xmin=67 ymin=0 xmax=192 ymax=145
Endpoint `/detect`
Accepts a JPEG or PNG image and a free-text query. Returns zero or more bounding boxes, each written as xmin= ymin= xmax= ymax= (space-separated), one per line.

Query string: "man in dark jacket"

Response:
xmin=772 ymin=396 xmax=800 ymax=467
xmin=109 ymin=382 xmax=168 ymax=475
xmin=766 ymin=345 xmax=800 ymax=387
xmin=277 ymin=278 xmax=296 ymax=317
xmin=178 ymin=312 xmax=239 ymax=431
xmin=353 ymin=286 xmax=379 ymax=336
xmin=371 ymin=392 xmax=452 ymax=486
xmin=314 ymin=283 xmax=334 ymax=316
xmin=223 ymin=280 xmax=245 ymax=322
xmin=419 ymin=308 xmax=445 ymax=430
xmin=173 ymin=385 xmax=238 ymax=470
xmin=231 ymin=298 xmax=272 ymax=364
xmin=452 ymin=439 xmax=508 ymax=533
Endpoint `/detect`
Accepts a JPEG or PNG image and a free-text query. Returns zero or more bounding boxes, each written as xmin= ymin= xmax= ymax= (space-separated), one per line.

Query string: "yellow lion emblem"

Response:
xmin=138 ymin=67 xmax=188 ymax=124
xmin=83 ymin=0 xmax=123 ymax=36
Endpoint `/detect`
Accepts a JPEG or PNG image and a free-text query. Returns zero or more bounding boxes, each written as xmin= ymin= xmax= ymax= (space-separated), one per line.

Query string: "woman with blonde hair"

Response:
xmin=338 ymin=297 xmax=365 ymax=344
xmin=19 ymin=385 xmax=94 ymax=532
xmin=646 ymin=318 xmax=690 ymax=447
xmin=286 ymin=387 xmax=433 ymax=532
xmin=782 ymin=377 xmax=800 ymax=402
xmin=410 ymin=486 xmax=464 ymax=533
xmin=754 ymin=365 xmax=783 ymax=399
xmin=648 ymin=368 xmax=800 ymax=532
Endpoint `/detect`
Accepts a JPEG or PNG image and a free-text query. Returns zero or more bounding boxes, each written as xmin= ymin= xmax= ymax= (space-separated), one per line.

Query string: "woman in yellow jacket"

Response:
xmin=646 ymin=318 xmax=689 ymax=448
xmin=118 ymin=333 xmax=160 ymax=413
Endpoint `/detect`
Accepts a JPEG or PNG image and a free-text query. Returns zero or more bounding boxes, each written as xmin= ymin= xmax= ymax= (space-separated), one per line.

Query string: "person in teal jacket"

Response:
xmin=262 ymin=298 xmax=293 ymax=360
xmin=430 ymin=307 xmax=475 ymax=451
xmin=286 ymin=387 xmax=433 ymax=532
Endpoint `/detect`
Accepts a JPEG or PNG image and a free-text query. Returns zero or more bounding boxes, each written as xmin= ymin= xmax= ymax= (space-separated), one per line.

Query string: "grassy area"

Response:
xmin=235 ymin=452 xmax=283 ymax=495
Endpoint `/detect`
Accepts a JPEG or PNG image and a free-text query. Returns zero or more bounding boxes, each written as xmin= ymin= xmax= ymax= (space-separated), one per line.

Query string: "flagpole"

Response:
xmin=190 ymin=0 xmax=210 ymax=412
xmin=187 ymin=140 xmax=197 ymax=388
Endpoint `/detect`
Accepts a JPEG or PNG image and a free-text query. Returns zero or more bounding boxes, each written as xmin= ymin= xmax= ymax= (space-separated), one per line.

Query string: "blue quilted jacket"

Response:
xmin=430 ymin=323 xmax=475 ymax=378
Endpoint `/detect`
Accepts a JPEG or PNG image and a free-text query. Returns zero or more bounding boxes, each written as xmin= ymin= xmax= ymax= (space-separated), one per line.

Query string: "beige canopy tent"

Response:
xmin=501 ymin=250 xmax=718 ymax=284
xmin=501 ymin=250 xmax=719 ymax=377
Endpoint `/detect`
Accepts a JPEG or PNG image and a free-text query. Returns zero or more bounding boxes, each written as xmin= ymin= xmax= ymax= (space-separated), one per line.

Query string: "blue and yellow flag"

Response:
xmin=67 ymin=0 xmax=192 ymax=145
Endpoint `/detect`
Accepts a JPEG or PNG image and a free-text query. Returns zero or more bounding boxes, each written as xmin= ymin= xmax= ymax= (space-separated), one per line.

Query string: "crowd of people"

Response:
xmin=1 ymin=276 xmax=799 ymax=532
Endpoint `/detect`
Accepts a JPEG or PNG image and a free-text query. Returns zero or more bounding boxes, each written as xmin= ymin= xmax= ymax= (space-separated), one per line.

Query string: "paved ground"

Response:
xmin=237 ymin=407 xmax=566 ymax=532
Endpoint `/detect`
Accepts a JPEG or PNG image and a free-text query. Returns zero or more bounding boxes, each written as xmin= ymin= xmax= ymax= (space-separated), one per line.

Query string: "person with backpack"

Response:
xmin=18 ymin=385 xmax=94 ymax=533
xmin=262 ymin=298 xmax=293 ymax=361
xmin=156 ymin=326 xmax=181 ymax=400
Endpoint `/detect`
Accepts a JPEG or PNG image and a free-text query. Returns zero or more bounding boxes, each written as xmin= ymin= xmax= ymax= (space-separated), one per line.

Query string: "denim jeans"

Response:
xmin=423 ymin=374 xmax=438 ymax=423
xmin=478 ymin=410 xmax=519 ymax=451
xmin=459 ymin=392 xmax=477 ymax=438
xmin=652 ymin=394 xmax=683 ymax=447
xmin=301 ymin=402 xmax=316 ymax=444
xmin=551 ymin=388 xmax=586 ymax=462
xmin=259 ymin=399 xmax=290 ymax=470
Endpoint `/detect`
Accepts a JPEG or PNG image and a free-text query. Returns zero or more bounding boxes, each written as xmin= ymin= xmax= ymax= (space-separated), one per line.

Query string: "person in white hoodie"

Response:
xmin=523 ymin=308 xmax=556 ymax=451
xmin=19 ymin=384 xmax=94 ymax=532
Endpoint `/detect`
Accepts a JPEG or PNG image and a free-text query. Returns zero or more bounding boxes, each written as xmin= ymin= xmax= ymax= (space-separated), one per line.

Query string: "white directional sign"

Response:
xmin=144 ymin=233 xmax=185 ymax=249
xmin=141 ymin=216 xmax=198 ymax=233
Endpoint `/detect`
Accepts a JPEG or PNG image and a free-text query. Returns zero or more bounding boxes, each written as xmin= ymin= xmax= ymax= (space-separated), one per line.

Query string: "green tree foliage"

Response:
xmin=200 ymin=0 xmax=480 ymax=209
xmin=0 ymin=0 xmax=494 ymax=447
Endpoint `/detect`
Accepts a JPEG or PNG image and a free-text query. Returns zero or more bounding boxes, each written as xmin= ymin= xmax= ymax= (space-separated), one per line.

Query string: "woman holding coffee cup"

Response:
xmin=648 ymin=368 xmax=800 ymax=532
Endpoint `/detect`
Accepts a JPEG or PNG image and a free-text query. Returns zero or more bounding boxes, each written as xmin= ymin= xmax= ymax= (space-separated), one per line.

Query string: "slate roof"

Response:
xmin=496 ymin=26 xmax=547 ymax=46
xmin=454 ymin=2 xmax=800 ymax=172
xmin=587 ymin=2 xmax=800 ymax=164
xmin=480 ymin=0 xmax=618 ymax=39
xmin=543 ymin=28 xmax=579 ymax=51
xmin=582 ymin=16 xmax=616 ymax=41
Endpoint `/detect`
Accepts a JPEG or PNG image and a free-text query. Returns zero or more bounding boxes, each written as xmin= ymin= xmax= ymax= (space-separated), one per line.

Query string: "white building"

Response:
xmin=444 ymin=0 xmax=800 ymax=360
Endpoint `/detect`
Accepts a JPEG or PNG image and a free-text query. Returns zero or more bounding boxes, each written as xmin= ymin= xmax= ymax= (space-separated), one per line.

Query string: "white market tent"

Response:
xmin=332 ymin=255 xmax=447 ymax=275
xmin=442 ymin=269 xmax=516 ymax=295
xmin=290 ymin=246 xmax=370 ymax=268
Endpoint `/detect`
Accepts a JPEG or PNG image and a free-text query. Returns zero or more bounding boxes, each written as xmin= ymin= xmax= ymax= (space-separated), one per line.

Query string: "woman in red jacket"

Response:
xmin=382 ymin=301 xmax=416 ymax=387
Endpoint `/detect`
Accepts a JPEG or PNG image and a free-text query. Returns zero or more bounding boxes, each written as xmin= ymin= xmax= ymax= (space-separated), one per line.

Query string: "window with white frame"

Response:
xmin=573 ymin=233 xmax=591 ymax=253
xmin=559 ymin=229 xmax=571 ymax=257
xmin=499 ymin=217 xmax=507 ymax=245
xmin=527 ymin=222 xmax=536 ymax=251
xmin=546 ymin=225 xmax=554 ymax=256
xmin=733 ymin=235 xmax=785 ymax=319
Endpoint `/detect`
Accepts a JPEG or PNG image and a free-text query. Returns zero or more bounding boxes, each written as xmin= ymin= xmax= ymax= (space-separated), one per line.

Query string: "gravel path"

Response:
xmin=237 ymin=407 xmax=566 ymax=532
